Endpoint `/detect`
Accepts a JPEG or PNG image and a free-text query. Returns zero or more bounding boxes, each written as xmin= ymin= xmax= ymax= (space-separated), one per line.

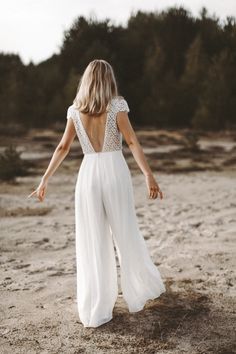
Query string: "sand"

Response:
xmin=0 ymin=129 xmax=236 ymax=354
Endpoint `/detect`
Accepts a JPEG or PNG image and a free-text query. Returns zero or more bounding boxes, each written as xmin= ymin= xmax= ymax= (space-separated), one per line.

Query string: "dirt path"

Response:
xmin=0 ymin=166 xmax=235 ymax=353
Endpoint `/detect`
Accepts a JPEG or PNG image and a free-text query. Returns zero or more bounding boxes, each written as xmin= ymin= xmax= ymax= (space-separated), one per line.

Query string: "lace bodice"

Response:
xmin=66 ymin=97 xmax=130 ymax=154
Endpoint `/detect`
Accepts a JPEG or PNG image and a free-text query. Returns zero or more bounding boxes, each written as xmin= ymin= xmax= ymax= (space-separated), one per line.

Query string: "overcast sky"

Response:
xmin=0 ymin=0 xmax=235 ymax=65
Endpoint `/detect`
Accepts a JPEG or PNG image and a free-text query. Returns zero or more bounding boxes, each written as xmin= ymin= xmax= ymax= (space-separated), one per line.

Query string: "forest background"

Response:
xmin=1 ymin=6 xmax=236 ymax=132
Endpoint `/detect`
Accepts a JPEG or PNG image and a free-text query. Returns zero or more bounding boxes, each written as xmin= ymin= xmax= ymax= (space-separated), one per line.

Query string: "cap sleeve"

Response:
xmin=66 ymin=105 xmax=76 ymax=120
xmin=116 ymin=97 xmax=130 ymax=113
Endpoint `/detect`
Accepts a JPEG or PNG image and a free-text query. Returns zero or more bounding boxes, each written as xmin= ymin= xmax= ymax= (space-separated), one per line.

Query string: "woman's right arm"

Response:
xmin=117 ymin=111 xmax=163 ymax=200
xmin=28 ymin=118 xmax=76 ymax=202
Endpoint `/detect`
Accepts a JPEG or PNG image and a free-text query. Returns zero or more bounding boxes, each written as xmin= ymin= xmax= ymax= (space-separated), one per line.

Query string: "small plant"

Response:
xmin=0 ymin=145 xmax=30 ymax=181
xmin=184 ymin=132 xmax=200 ymax=152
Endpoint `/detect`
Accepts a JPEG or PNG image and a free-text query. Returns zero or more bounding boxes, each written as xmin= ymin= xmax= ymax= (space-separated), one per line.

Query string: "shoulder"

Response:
xmin=111 ymin=96 xmax=130 ymax=113
xmin=66 ymin=104 xmax=77 ymax=119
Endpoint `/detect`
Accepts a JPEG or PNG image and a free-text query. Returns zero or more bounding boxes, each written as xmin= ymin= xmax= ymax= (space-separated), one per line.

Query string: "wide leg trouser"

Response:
xmin=75 ymin=150 xmax=166 ymax=327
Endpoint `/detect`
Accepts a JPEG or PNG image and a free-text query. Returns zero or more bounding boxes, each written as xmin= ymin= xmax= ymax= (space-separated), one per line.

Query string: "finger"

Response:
xmin=28 ymin=190 xmax=37 ymax=197
xmin=28 ymin=190 xmax=37 ymax=198
xmin=153 ymin=186 xmax=158 ymax=198
xmin=150 ymin=188 xmax=155 ymax=198
xmin=35 ymin=191 xmax=41 ymax=201
xmin=150 ymin=189 xmax=155 ymax=199
xmin=38 ymin=191 xmax=44 ymax=201
xmin=40 ymin=190 xmax=46 ymax=202
xmin=37 ymin=189 xmax=43 ymax=199
xmin=41 ymin=191 xmax=45 ymax=201
xmin=42 ymin=187 xmax=47 ymax=197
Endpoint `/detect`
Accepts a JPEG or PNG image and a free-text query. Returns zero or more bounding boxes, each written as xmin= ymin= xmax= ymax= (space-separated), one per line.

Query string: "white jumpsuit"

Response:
xmin=67 ymin=97 xmax=166 ymax=328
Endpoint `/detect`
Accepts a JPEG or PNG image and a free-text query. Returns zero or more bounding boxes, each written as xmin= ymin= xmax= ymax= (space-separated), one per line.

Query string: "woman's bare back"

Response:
xmin=79 ymin=112 xmax=107 ymax=152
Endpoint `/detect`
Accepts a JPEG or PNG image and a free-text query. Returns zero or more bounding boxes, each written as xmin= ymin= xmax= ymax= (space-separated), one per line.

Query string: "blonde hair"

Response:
xmin=73 ymin=59 xmax=119 ymax=116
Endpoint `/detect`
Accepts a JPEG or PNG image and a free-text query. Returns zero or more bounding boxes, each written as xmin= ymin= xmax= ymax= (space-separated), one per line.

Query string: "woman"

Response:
xmin=28 ymin=59 xmax=166 ymax=328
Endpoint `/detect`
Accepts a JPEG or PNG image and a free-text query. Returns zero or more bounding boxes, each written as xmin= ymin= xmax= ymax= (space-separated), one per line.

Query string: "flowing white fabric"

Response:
xmin=67 ymin=97 xmax=166 ymax=327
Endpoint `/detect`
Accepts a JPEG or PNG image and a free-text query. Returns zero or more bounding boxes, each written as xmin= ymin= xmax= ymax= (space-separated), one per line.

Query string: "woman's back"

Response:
xmin=79 ymin=111 xmax=107 ymax=152
xmin=67 ymin=96 xmax=130 ymax=154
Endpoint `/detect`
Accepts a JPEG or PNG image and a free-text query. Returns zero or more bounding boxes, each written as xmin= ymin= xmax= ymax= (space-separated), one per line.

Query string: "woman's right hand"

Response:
xmin=145 ymin=174 xmax=163 ymax=200
xmin=27 ymin=178 xmax=48 ymax=202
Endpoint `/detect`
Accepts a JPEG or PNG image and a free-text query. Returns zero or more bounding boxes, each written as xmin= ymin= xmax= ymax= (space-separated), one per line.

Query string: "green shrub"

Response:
xmin=0 ymin=145 xmax=30 ymax=181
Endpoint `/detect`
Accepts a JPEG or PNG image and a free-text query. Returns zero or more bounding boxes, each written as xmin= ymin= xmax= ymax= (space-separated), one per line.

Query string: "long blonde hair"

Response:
xmin=73 ymin=59 xmax=119 ymax=116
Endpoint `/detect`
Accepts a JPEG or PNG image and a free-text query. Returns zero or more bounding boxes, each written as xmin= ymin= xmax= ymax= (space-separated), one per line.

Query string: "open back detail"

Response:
xmin=67 ymin=97 xmax=130 ymax=154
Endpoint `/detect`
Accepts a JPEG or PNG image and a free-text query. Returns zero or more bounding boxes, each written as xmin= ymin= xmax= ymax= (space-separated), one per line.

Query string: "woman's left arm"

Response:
xmin=28 ymin=119 xmax=76 ymax=202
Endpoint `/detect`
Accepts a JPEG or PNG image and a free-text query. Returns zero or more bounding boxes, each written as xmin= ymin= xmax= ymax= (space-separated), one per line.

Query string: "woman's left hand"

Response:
xmin=28 ymin=178 xmax=48 ymax=202
xmin=145 ymin=174 xmax=163 ymax=200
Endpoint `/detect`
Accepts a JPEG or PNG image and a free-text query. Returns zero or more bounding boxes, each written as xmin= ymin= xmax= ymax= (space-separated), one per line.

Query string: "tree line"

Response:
xmin=0 ymin=6 xmax=236 ymax=131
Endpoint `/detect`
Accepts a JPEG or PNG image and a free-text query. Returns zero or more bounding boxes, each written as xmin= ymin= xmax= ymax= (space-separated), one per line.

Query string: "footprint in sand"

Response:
xmin=12 ymin=263 xmax=31 ymax=269
xmin=32 ymin=237 xmax=49 ymax=245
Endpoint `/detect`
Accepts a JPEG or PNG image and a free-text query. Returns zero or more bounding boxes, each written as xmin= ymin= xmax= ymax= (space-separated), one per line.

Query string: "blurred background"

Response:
xmin=1 ymin=1 xmax=236 ymax=131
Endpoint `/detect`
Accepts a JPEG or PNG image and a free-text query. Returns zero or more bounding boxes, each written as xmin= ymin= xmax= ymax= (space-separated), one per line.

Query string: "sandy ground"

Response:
xmin=0 ymin=129 xmax=236 ymax=354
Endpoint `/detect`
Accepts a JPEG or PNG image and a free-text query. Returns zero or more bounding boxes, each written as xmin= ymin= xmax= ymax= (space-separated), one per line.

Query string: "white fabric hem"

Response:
xmin=82 ymin=314 xmax=113 ymax=328
xmin=128 ymin=286 xmax=166 ymax=313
